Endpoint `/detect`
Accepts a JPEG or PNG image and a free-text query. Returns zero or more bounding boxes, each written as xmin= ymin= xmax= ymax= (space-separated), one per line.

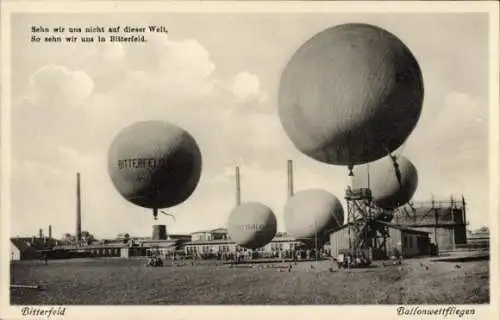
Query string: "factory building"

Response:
xmin=10 ymin=226 xmax=59 ymax=261
xmin=10 ymin=236 xmax=60 ymax=261
xmin=74 ymin=244 xmax=123 ymax=258
xmin=329 ymin=221 xmax=431 ymax=260
xmin=392 ymin=197 xmax=468 ymax=252
xmin=118 ymin=225 xmax=191 ymax=259
xmin=191 ymin=228 xmax=229 ymax=241
xmin=463 ymin=227 xmax=489 ymax=250
xmin=184 ymin=228 xmax=308 ymax=258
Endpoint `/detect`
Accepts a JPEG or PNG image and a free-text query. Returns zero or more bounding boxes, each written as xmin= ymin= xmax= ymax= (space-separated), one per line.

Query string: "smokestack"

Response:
xmin=48 ymin=225 xmax=52 ymax=239
xmin=76 ymin=173 xmax=82 ymax=242
xmin=235 ymin=166 xmax=241 ymax=206
xmin=39 ymin=228 xmax=43 ymax=238
xmin=287 ymin=160 xmax=294 ymax=198
xmin=152 ymin=225 xmax=167 ymax=240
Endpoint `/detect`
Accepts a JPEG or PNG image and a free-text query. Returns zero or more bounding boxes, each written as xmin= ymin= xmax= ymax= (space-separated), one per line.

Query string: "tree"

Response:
xmin=81 ymin=231 xmax=96 ymax=245
xmin=117 ymin=233 xmax=130 ymax=244
xmin=476 ymin=226 xmax=489 ymax=234
xmin=61 ymin=233 xmax=75 ymax=245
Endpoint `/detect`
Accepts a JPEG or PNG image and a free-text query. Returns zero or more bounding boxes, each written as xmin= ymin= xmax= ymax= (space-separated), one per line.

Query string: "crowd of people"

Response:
xmin=335 ymin=251 xmax=371 ymax=269
xmin=184 ymin=248 xmax=332 ymax=262
xmin=145 ymin=255 xmax=164 ymax=267
xmin=146 ymin=248 xmax=333 ymax=266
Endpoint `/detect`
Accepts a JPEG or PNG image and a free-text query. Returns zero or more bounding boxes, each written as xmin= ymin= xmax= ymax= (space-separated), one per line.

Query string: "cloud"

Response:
xmin=10 ymin=143 xmax=101 ymax=238
xmin=231 ymin=72 xmax=268 ymax=104
xmin=10 ymin=32 xmax=288 ymax=238
xmin=125 ymin=34 xmax=215 ymax=80
xmin=28 ymin=65 xmax=94 ymax=108
xmin=74 ymin=37 xmax=278 ymax=168
xmin=163 ymin=38 xmax=216 ymax=79
xmin=405 ymin=91 xmax=487 ymax=172
xmin=98 ymin=42 xmax=126 ymax=63
xmin=401 ymin=91 xmax=489 ymax=227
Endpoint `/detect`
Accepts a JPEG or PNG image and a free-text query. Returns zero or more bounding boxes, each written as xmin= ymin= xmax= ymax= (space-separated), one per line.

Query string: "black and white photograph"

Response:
xmin=1 ymin=0 xmax=498 ymax=318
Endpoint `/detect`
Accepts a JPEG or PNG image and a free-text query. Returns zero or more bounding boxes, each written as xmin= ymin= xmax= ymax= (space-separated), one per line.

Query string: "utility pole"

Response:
xmin=76 ymin=172 xmax=82 ymax=246
xmin=315 ymin=219 xmax=318 ymax=263
xmin=235 ymin=166 xmax=241 ymax=207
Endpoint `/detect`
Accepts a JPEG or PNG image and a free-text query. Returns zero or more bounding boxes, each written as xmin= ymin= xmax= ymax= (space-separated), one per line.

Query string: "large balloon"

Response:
xmin=108 ymin=120 xmax=202 ymax=210
xmin=279 ymin=23 xmax=424 ymax=166
xmin=284 ymin=189 xmax=344 ymax=241
xmin=352 ymin=155 xmax=418 ymax=209
xmin=227 ymin=202 xmax=277 ymax=250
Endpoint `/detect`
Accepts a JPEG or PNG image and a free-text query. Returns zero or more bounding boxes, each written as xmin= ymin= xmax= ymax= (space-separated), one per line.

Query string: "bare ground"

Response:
xmin=10 ymin=256 xmax=489 ymax=305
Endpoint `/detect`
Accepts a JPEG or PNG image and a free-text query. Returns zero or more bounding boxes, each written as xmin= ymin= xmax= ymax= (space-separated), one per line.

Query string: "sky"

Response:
xmin=8 ymin=12 xmax=491 ymax=239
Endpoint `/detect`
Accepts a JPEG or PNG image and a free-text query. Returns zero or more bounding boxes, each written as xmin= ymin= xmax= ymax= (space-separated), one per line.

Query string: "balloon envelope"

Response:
xmin=107 ymin=120 xmax=202 ymax=210
xmin=352 ymin=156 xmax=418 ymax=209
xmin=227 ymin=202 xmax=277 ymax=250
xmin=284 ymin=189 xmax=344 ymax=241
xmin=279 ymin=23 xmax=424 ymax=166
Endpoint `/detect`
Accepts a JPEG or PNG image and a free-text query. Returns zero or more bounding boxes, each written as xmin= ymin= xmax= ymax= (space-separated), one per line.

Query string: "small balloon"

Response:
xmin=227 ymin=202 xmax=277 ymax=250
xmin=352 ymin=155 xmax=418 ymax=210
xmin=284 ymin=189 xmax=344 ymax=241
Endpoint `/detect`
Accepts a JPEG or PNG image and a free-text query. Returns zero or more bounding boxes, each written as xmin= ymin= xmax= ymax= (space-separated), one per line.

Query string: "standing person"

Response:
xmin=43 ymin=252 xmax=48 ymax=265
xmin=355 ymin=253 xmax=362 ymax=267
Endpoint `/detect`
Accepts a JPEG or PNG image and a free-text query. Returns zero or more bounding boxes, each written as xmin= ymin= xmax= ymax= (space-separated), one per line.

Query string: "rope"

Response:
xmin=385 ymin=147 xmax=403 ymax=189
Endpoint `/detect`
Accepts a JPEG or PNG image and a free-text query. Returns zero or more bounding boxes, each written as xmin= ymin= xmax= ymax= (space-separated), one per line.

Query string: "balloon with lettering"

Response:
xmin=279 ymin=23 xmax=424 ymax=166
xmin=284 ymin=189 xmax=344 ymax=243
xmin=227 ymin=202 xmax=277 ymax=250
xmin=352 ymin=155 xmax=418 ymax=210
xmin=107 ymin=120 xmax=202 ymax=211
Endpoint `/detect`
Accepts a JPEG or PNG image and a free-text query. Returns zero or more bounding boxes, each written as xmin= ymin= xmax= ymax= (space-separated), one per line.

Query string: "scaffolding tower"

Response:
xmin=345 ymin=187 xmax=394 ymax=259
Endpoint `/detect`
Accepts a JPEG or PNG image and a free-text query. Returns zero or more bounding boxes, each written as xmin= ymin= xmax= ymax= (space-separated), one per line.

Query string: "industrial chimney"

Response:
xmin=76 ymin=173 xmax=82 ymax=243
xmin=48 ymin=225 xmax=52 ymax=239
xmin=39 ymin=228 xmax=43 ymax=238
xmin=152 ymin=225 xmax=167 ymax=240
xmin=235 ymin=166 xmax=241 ymax=206
xmin=287 ymin=160 xmax=294 ymax=198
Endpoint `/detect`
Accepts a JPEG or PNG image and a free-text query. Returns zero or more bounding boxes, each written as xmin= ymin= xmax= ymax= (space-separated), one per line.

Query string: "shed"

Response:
xmin=329 ymin=221 xmax=431 ymax=260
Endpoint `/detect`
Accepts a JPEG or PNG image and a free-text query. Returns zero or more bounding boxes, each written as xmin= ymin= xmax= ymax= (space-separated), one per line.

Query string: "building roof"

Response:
xmin=142 ymin=243 xmax=177 ymax=248
xmin=167 ymin=234 xmax=192 ymax=240
xmin=190 ymin=227 xmax=229 ymax=235
xmin=377 ymin=221 xmax=431 ymax=235
xmin=190 ymin=230 xmax=213 ymax=235
xmin=184 ymin=236 xmax=300 ymax=246
xmin=327 ymin=221 xmax=430 ymax=235
xmin=468 ymin=227 xmax=489 ymax=240
xmin=184 ymin=239 xmax=234 ymax=245
xmin=211 ymin=228 xmax=228 ymax=233
xmin=53 ymin=244 xmax=127 ymax=250
xmin=11 ymin=237 xmax=59 ymax=252
xmin=471 ymin=226 xmax=489 ymax=235
xmin=271 ymin=236 xmax=300 ymax=242
xmin=140 ymin=239 xmax=178 ymax=245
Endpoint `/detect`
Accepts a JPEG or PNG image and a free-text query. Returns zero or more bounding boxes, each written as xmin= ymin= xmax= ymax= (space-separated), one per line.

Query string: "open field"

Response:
xmin=10 ymin=256 xmax=489 ymax=305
